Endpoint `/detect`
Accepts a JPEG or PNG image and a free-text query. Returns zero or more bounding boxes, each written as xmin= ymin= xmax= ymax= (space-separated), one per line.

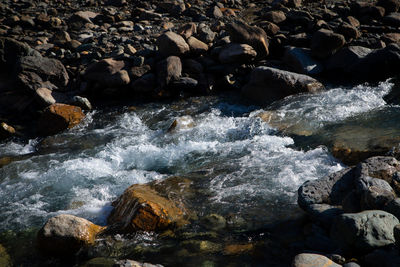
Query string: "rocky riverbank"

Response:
xmin=2 ymin=0 xmax=400 ymax=266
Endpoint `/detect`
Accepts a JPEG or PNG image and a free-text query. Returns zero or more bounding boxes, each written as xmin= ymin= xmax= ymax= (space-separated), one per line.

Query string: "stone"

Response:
xmin=16 ymin=55 xmax=69 ymax=88
xmin=53 ymin=30 xmax=71 ymax=45
xmin=168 ymin=115 xmax=195 ymax=132
xmin=84 ymin=58 xmax=130 ymax=88
xmin=218 ymin=43 xmax=257 ymax=64
xmin=156 ymin=56 xmax=182 ymax=88
xmin=264 ymin=11 xmax=286 ymax=24
xmin=69 ymin=11 xmax=98 ymax=24
xmin=363 ymin=249 xmax=400 ymax=267
xmin=196 ymin=24 xmax=216 ymax=44
xmin=331 ymin=210 xmax=399 ymax=253
xmin=201 ymin=214 xmax=226 ymax=231
xmin=113 ymin=259 xmax=164 ymax=267
xmin=382 ymin=33 xmax=400 ymax=44
xmin=170 ymin=77 xmax=199 ymax=93
xmin=0 ymin=244 xmax=11 ymax=267
xmin=0 ymin=122 xmax=15 ymax=140
xmin=38 ymin=104 xmax=85 ymax=136
xmin=378 ymin=0 xmax=400 ymax=13
xmin=187 ymin=36 xmax=208 ymax=54
xmin=337 ymin=23 xmax=361 ymax=41
xmin=242 ymin=66 xmax=324 ymax=104
xmin=260 ymin=21 xmax=280 ymax=36
xmin=207 ymin=6 xmax=223 ymax=18
xmin=384 ymin=12 xmax=400 ymax=27
xmin=326 ymin=46 xmax=372 ymax=72
xmin=343 ymin=263 xmax=360 ymax=267
xmin=107 ymin=183 xmax=188 ymax=233
xmin=181 ymin=240 xmax=221 ymax=253
xmin=69 ymin=96 xmax=92 ymax=110
xmin=360 ymin=182 xmax=396 ymax=210
xmin=131 ymin=73 xmax=157 ymax=93
xmin=384 ymin=198 xmax=400 ymax=220
xmin=311 ymin=29 xmax=346 ymax=59
xmin=37 ymin=214 xmax=104 ymax=257
xmin=283 ymin=46 xmax=324 ymax=75
xmin=177 ymin=23 xmax=197 ymax=39
xmin=157 ymin=31 xmax=190 ymax=57
xmin=35 ymin=87 xmax=67 ymax=106
xmin=226 ymin=21 xmax=269 ymax=57
xmin=292 ymin=253 xmax=341 ymax=267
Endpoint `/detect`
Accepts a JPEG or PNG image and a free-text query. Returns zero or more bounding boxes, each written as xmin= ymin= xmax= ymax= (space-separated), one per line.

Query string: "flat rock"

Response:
xmin=37 ymin=214 xmax=104 ymax=257
xmin=242 ymin=66 xmax=324 ymax=104
xmin=331 ymin=210 xmax=399 ymax=254
xmin=218 ymin=43 xmax=257 ymax=64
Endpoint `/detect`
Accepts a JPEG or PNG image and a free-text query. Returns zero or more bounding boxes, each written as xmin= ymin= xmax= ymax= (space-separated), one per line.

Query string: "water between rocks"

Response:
xmin=0 ymin=80 xmax=398 ymax=266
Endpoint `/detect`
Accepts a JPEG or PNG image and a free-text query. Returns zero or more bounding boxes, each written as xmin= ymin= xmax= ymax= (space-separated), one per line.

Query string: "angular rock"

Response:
xmin=264 ymin=11 xmax=286 ymax=24
xmin=218 ymin=43 xmax=257 ymax=64
xmin=326 ymin=46 xmax=372 ymax=72
xmin=37 ymin=214 xmax=104 ymax=257
xmin=157 ymin=31 xmax=190 ymax=57
xmin=378 ymin=0 xmax=400 ymax=13
xmin=156 ymin=56 xmax=182 ymax=88
xmin=292 ymin=253 xmax=341 ymax=267
xmin=38 ymin=104 xmax=85 ymax=136
xmin=84 ymin=58 xmax=130 ymax=88
xmin=0 ymin=37 xmax=41 ymax=71
xmin=242 ymin=66 xmax=324 ymax=103
xmin=69 ymin=96 xmax=92 ymax=110
xmin=384 ymin=12 xmax=400 ymax=27
xmin=283 ymin=46 xmax=324 ymax=75
xmin=35 ymin=87 xmax=67 ymax=106
xmin=177 ymin=23 xmax=197 ymax=39
xmin=197 ymin=24 xmax=216 ymax=44
xmin=311 ymin=29 xmax=346 ymax=59
xmin=187 ymin=36 xmax=208 ymax=54
xmin=0 ymin=122 xmax=15 ymax=140
xmin=226 ymin=21 xmax=269 ymax=57
xmin=338 ymin=23 xmax=361 ymax=41
xmin=107 ymin=183 xmax=188 ymax=233
xmin=331 ymin=210 xmax=399 ymax=253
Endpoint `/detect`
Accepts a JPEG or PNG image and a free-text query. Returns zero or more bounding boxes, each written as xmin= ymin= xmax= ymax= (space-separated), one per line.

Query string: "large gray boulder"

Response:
xmin=330 ymin=210 xmax=399 ymax=254
xmin=242 ymin=66 xmax=324 ymax=103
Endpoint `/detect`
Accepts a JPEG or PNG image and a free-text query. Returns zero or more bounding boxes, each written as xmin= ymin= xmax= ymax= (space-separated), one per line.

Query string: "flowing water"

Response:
xmin=0 ymin=80 xmax=399 ymax=266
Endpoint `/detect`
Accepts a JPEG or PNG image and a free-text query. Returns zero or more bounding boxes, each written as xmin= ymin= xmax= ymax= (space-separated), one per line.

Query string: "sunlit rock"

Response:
xmin=167 ymin=115 xmax=195 ymax=132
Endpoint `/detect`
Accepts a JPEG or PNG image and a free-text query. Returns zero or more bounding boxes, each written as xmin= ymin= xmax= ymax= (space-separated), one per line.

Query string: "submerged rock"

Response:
xmin=242 ymin=66 xmax=324 ymax=104
xmin=38 ymin=103 xmax=85 ymax=136
xmin=331 ymin=210 xmax=399 ymax=254
xmin=37 ymin=214 xmax=104 ymax=257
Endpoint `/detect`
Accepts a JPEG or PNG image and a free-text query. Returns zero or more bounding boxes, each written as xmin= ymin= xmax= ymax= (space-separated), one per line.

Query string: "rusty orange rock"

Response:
xmin=38 ymin=103 xmax=85 ymax=136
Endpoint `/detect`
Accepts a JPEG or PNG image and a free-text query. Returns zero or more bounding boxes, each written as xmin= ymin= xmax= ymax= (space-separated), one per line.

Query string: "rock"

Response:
xmin=326 ymin=46 xmax=372 ymax=72
xmin=84 ymin=58 xmax=130 ymax=88
xmin=260 ymin=21 xmax=280 ymax=36
xmin=168 ymin=115 xmax=195 ymax=132
xmin=378 ymin=0 xmax=400 ymax=13
xmin=113 ymin=259 xmax=164 ymax=267
xmin=273 ymin=0 xmax=302 ymax=8
xmin=382 ymin=33 xmax=400 ymax=44
xmin=242 ymin=66 xmax=324 ymax=103
xmin=0 ymin=122 xmax=16 ymax=140
xmin=360 ymin=182 xmax=396 ymax=210
xmin=292 ymin=253 xmax=341 ymax=267
xmin=0 ymin=37 xmax=41 ymax=71
xmin=311 ymin=29 xmax=346 ymax=59
xmin=337 ymin=23 xmax=361 ymax=41
xmin=187 ymin=37 xmax=208 ymax=55
xmin=343 ymin=263 xmax=360 ymax=267
xmin=196 ymin=24 xmax=216 ymax=44
xmin=35 ymin=87 xmax=67 ymax=106
xmin=226 ymin=21 xmax=269 ymax=57
xmin=207 ymin=6 xmax=223 ymax=18
xmin=131 ymin=73 xmax=157 ymax=93
xmin=384 ymin=198 xmax=400 ymax=220
xmin=37 ymin=214 xmax=104 ymax=257
xmin=218 ymin=43 xmax=257 ymax=64
xmin=156 ymin=56 xmax=182 ymax=88
xmin=283 ymin=46 xmax=324 ymax=75
xmin=170 ymin=77 xmax=199 ymax=93
xmin=16 ymin=55 xmax=69 ymax=89
xmin=181 ymin=240 xmax=221 ymax=253
xmin=69 ymin=10 xmax=98 ymax=24
xmin=223 ymin=243 xmax=254 ymax=256
xmin=69 ymin=96 xmax=92 ymax=110
xmin=0 ymin=244 xmax=11 ymax=267
xmin=331 ymin=210 xmax=399 ymax=254
xmin=177 ymin=23 xmax=197 ymax=39
xmin=38 ymin=104 xmax=85 ymax=136
xmin=384 ymin=12 xmax=400 ymax=27
xmin=107 ymin=183 xmax=188 ymax=233
xmin=264 ymin=11 xmax=286 ymax=24
xmin=157 ymin=31 xmax=190 ymax=57
xmin=363 ymin=249 xmax=400 ymax=267
xmin=201 ymin=214 xmax=226 ymax=231
xmin=53 ymin=30 xmax=71 ymax=46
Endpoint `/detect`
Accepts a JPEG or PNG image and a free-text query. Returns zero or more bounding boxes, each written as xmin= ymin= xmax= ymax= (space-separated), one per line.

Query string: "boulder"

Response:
xmin=35 ymin=87 xmax=68 ymax=106
xmin=0 ymin=37 xmax=41 ymax=71
xmin=226 ymin=21 xmax=269 ymax=57
xmin=311 ymin=29 xmax=346 ymax=59
xmin=177 ymin=23 xmax=197 ymax=39
xmin=37 ymin=214 xmax=104 ymax=257
xmin=197 ymin=24 xmax=216 ymax=44
xmin=168 ymin=115 xmax=195 ymax=132
xmin=16 ymin=55 xmax=69 ymax=88
xmin=242 ymin=66 xmax=324 ymax=103
xmin=283 ymin=46 xmax=324 ymax=75
xmin=0 ymin=122 xmax=16 ymax=140
xmin=156 ymin=56 xmax=182 ymax=88
xmin=292 ymin=253 xmax=341 ymax=267
xmin=378 ymin=0 xmax=400 ymax=13
xmin=84 ymin=58 xmax=130 ymax=88
xmin=218 ymin=43 xmax=257 ymax=64
xmin=326 ymin=46 xmax=372 ymax=72
xmin=38 ymin=104 xmax=85 ymax=136
xmin=131 ymin=73 xmax=157 ymax=93
xmin=207 ymin=6 xmax=223 ymax=18
xmin=0 ymin=244 xmax=11 ymax=267
xmin=363 ymin=249 xmax=400 ymax=267
xmin=187 ymin=36 xmax=208 ymax=54
xmin=264 ymin=11 xmax=287 ymax=24
xmin=69 ymin=11 xmax=98 ymax=24
xmin=157 ymin=31 xmax=190 ymax=57
xmin=69 ymin=96 xmax=92 ymax=110
xmin=331 ymin=210 xmax=399 ymax=254
xmin=384 ymin=12 xmax=400 ymax=27
xmin=107 ymin=183 xmax=189 ymax=233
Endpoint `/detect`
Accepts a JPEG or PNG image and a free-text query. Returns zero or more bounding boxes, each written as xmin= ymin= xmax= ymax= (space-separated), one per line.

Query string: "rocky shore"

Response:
xmin=1 ymin=0 xmax=400 ymax=266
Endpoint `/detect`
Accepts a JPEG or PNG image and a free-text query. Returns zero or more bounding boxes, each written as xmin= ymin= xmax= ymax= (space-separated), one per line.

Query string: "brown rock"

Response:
xmin=292 ymin=253 xmax=341 ymax=267
xmin=382 ymin=32 xmax=400 ymax=43
xmin=260 ymin=21 xmax=280 ymax=36
xmin=311 ymin=29 xmax=346 ymax=59
xmin=177 ymin=23 xmax=197 ymax=39
xmin=37 ymin=214 xmax=104 ymax=257
xmin=156 ymin=56 xmax=182 ymax=87
xmin=338 ymin=23 xmax=361 ymax=41
xmin=219 ymin=43 xmax=257 ymax=63
xmin=226 ymin=21 xmax=269 ymax=57
xmin=0 ymin=122 xmax=15 ymax=139
xmin=84 ymin=58 xmax=130 ymax=87
xmin=157 ymin=31 xmax=190 ymax=57
xmin=264 ymin=11 xmax=287 ymax=24
xmin=35 ymin=87 xmax=68 ymax=106
xmin=187 ymin=36 xmax=208 ymax=54
xmin=38 ymin=104 xmax=85 ymax=136
xmin=223 ymin=243 xmax=254 ymax=256
xmin=107 ymin=183 xmax=188 ymax=232
xmin=345 ymin=16 xmax=361 ymax=28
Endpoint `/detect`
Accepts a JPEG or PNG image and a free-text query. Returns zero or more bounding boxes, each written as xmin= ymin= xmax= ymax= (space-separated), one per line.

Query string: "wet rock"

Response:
xmin=157 ymin=31 xmax=190 ymax=57
xmin=311 ymin=29 xmax=346 ymax=59
xmin=242 ymin=66 xmax=324 ymax=104
xmin=181 ymin=240 xmax=221 ymax=253
xmin=84 ymin=58 xmax=130 ymax=88
xmin=218 ymin=43 xmax=257 ymax=64
xmin=331 ymin=210 xmax=399 ymax=254
xmin=187 ymin=36 xmax=208 ymax=54
xmin=156 ymin=56 xmax=182 ymax=87
xmin=168 ymin=115 xmax=195 ymax=132
xmin=107 ymin=183 xmax=188 ymax=233
xmin=16 ymin=55 xmax=69 ymax=89
xmin=35 ymin=87 xmax=67 ymax=106
xmin=0 ymin=244 xmax=11 ymax=267
xmin=69 ymin=96 xmax=92 ymax=110
xmin=283 ymin=46 xmax=324 ymax=75
xmin=201 ymin=214 xmax=226 ymax=231
xmin=226 ymin=21 xmax=269 ymax=57
xmin=0 ymin=122 xmax=16 ymax=140
xmin=223 ymin=243 xmax=254 ymax=256
xmin=37 ymin=214 xmax=104 ymax=257
xmin=38 ymin=103 xmax=85 ymax=136
xmin=292 ymin=253 xmax=341 ymax=267
xmin=114 ymin=259 xmax=164 ymax=267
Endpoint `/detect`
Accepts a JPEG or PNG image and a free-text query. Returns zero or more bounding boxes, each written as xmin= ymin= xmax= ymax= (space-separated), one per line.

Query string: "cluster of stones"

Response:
xmin=293 ymin=156 xmax=400 ymax=266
